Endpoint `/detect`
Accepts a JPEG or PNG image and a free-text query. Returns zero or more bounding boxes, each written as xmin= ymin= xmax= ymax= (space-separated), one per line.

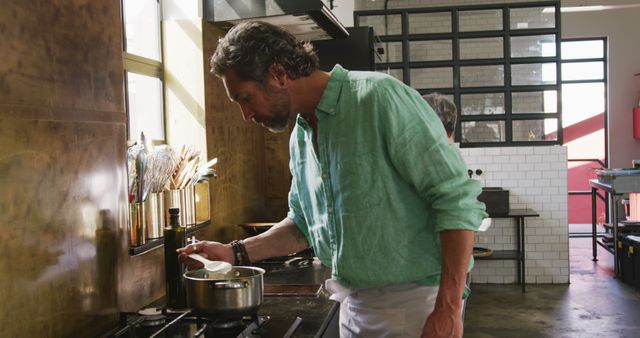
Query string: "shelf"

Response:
xmin=596 ymin=238 xmax=615 ymax=255
xmin=475 ymin=250 xmax=521 ymax=261
xmin=129 ymin=220 xmax=211 ymax=256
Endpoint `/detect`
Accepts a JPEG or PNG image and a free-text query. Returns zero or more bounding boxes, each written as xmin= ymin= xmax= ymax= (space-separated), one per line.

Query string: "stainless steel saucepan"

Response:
xmin=183 ymin=266 xmax=265 ymax=319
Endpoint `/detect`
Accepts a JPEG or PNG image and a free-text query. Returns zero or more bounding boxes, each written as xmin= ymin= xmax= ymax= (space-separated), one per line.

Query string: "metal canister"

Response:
xmin=195 ymin=181 xmax=210 ymax=224
xmin=182 ymin=185 xmax=196 ymax=227
xmin=129 ymin=202 xmax=146 ymax=246
xmin=145 ymin=192 xmax=165 ymax=239
xmin=164 ymin=189 xmax=186 ymax=226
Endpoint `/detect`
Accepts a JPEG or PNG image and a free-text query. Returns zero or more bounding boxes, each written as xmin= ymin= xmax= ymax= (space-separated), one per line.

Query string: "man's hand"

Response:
xmin=177 ymin=241 xmax=234 ymax=270
xmin=423 ymin=307 xmax=463 ymax=338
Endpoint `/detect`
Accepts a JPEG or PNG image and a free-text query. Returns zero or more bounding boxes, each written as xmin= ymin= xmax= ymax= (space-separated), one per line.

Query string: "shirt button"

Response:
xmin=328 ymin=207 xmax=334 ymax=213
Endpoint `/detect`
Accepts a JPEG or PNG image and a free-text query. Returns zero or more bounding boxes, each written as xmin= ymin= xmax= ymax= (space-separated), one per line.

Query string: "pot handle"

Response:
xmin=210 ymin=281 xmax=247 ymax=289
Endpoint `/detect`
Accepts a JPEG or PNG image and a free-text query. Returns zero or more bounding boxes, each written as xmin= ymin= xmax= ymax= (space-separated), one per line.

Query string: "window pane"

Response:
xmin=123 ymin=0 xmax=161 ymax=60
xmin=127 ymin=72 xmax=164 ymax=141
xmin=562 ymin=40 xmax=604 ymax=60
xmin=562 ymin=83 xmax=604 ymax=126
xmin=511 ymin=35 xmax=556 ymax=58
xmin=410 ymin=40 xmax=452 ymax=61
xmin=461 ymin=121 xmax=506 ymax=143
xmin=460 ymin=65 xmax=504 ymax=87
xmin=459 ymin=9 xmax=502 ymax=32
xmin=561 ymin=62 xmax=604 ymax=81
xmin=512 ymin=119 xmax=558 ymax=141
xmin=461 ymin=93 xmax=505 ymax=115
xmin=511 ymin=63 xmax=556 ymax=85
xmin=380 ymin=41 xmax=403 ymax=63
xmin=378 ymin=68 xmax=403 ymax=82
xmin=360 ymin=14 xmax=402 ymax=35
xmin=459 ymin=37 xmax=503 ymax=60
xmin=409 ymin=12 xmax=451 ymax=34
xmin=510 ymin=7 xmax=555 ymax=30
xmin=512 ymin=91 xmax=557 ymax=114
xmin=410 ymin=67 xmax=453 ymax=89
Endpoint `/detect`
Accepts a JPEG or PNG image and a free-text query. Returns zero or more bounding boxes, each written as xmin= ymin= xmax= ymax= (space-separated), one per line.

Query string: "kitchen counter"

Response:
xmin=255 ymin=259 xmax=338 ymax=337
xmin=105 ymin=259 xmax=337 ymax=338
xmin=259 ymin=289 xmax=338 ymax=337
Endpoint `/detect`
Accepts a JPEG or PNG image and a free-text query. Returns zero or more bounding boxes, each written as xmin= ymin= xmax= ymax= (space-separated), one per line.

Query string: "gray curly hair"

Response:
xmin=210 ymin=21 xmax=319 ymax=85
xmin=423 ymin=93 xmax=457 ymax=137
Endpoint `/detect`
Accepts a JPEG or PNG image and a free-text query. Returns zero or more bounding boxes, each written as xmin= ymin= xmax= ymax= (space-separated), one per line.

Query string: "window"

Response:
xmin=122 ymin=0 xmax=165 ymax=142
xmin=355 ymin=1 xmax=562 ymax=147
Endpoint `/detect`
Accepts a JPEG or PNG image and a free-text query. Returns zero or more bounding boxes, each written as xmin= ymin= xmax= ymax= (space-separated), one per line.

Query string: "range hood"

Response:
xmin=203 ymin=0 xmax=349 ymax=41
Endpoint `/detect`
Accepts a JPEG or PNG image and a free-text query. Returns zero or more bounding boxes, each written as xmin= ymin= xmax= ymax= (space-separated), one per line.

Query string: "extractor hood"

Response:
xmin=203 ymin=0 xmax=349 ymax=41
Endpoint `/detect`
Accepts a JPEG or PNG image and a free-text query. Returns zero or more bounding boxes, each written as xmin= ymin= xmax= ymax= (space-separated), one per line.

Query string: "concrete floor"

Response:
xmin=464 ymin=238 xmax=640 ymax=338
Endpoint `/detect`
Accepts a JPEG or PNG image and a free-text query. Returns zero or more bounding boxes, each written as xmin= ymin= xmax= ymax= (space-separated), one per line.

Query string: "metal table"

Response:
xmin=476 ymin=208 xmax=539 ymax=293
xmin=590 ymin=179 xmax=640 ymax=276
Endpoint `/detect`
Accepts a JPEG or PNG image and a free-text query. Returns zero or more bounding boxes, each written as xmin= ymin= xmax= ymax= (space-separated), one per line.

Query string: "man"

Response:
xmin=423 ymin=93 xmax=457 ymax=144
xmin=179 ymin=21 xmax=486 ymax=338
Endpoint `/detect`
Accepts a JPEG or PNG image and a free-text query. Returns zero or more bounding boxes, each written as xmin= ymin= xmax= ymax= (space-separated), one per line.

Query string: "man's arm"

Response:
xmin=178 ymin=217 xmax=309 ymax=268
xmin=242 ymin=217 xmax=310 ymax=262
xmin=423 ymin=229 xmax=474 ymax=338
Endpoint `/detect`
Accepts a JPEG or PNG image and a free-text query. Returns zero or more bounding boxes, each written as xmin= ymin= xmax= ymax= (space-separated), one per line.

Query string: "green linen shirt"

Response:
xmin=287 ymin=64 xmax=487 ymax=289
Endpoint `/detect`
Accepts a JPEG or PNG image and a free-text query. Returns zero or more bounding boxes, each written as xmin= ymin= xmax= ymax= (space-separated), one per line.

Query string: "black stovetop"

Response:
xmin=105 ymin=254 xmax=332 ymax=338
xmin=110 ymin=308 xmax=301 ymax=338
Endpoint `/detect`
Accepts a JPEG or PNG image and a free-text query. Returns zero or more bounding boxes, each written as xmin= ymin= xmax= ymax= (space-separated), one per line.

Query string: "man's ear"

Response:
xmin=268 ymin=63 xmax=288 ymax=87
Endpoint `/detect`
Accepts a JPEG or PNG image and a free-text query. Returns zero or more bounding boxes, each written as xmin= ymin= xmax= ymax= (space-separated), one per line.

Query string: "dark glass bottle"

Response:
xmin=164 ymin=207 xmax=186 ymax=309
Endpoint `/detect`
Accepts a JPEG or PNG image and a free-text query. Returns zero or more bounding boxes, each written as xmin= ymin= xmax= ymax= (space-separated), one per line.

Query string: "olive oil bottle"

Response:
xmin=164 ymin=207 xmax=186 ymax=309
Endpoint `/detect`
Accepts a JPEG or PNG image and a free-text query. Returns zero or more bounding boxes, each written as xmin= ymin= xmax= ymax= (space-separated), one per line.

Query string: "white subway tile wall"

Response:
xmin=461 ymin=145 xmax=569 ymax=284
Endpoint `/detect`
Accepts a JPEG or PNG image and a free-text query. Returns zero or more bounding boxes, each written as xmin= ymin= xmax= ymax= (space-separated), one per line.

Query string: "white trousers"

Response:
xmin=326 ymin=280 xmax=439 ymax=338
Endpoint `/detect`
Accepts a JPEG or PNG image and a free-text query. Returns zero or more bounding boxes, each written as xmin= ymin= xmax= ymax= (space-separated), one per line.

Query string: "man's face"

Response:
xmin=222 ymin=68 xmax=293 ymax=133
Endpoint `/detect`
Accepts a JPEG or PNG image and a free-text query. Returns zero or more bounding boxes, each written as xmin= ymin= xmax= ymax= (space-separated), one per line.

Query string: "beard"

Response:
xmin=262 ymin=83 xmax=293 ymax=133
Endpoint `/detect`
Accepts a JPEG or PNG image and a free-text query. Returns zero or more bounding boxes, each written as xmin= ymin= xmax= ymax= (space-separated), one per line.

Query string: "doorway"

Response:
xmin=561 ymin=38 xmax=608 ymax=236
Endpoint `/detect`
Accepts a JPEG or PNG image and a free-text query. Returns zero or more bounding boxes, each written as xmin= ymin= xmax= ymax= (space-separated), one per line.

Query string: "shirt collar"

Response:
xmin=316 ymin=64 xmax=348 ymax=116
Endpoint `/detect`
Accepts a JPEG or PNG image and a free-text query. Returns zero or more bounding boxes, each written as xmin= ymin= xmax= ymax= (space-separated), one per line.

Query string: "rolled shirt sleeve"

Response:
xmin=381 ymin=81 xmax=487 ymax=232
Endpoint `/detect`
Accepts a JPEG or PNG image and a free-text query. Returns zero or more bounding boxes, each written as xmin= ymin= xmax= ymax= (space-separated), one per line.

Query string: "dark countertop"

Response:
xmin=255 ymin=260 xmax=338 ymax=337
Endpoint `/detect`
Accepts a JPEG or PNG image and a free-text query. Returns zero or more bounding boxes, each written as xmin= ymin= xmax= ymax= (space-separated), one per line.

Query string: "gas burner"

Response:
xmin=207 ymin=318 xmax=243 ymax=329
xmin=193 ymin=315 xmax=269 ymax=338
xmin=137 ymin=307 xmax=166 ymax=327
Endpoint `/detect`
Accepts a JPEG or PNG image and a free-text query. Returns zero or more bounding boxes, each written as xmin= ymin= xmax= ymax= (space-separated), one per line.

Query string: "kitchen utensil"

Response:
xmin=183 ymin=266 xmax=265 ymax=319
xmin=187 ymin=253 xmax=232 ymax=273
xmin=143 ymin=145 xmax=178 ymax=194
xmin=170 ymin=145 xmax=201 ymax=190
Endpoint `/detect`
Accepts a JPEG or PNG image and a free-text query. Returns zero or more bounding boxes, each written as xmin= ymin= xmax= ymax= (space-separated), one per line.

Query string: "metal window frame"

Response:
xmin=562 ymin=37 xmax=609 ymax=227
xmin=354 ymin=1 xmax=562 ymax=147
xmin=121 ymin=0 xmax=166 ymax=142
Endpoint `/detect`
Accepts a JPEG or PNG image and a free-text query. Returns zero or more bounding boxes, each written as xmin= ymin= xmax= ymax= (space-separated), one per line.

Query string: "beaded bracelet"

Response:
xmin=230 ymin=240 xmax=251 ymax=266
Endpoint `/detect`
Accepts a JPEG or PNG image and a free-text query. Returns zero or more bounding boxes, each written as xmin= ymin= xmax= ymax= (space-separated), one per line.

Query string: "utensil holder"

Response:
xmin=164 ymin=189 xmax=187 ymax=227
xmin=183 ymin=185 xmax=196 ymax=227
xmin=145 ymin=192 xmax=165 ymax=239
xmin=129 ymin=202 xmax=146 ymax=246
xmin=195 ymin=181 xmax=210 ymax=224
